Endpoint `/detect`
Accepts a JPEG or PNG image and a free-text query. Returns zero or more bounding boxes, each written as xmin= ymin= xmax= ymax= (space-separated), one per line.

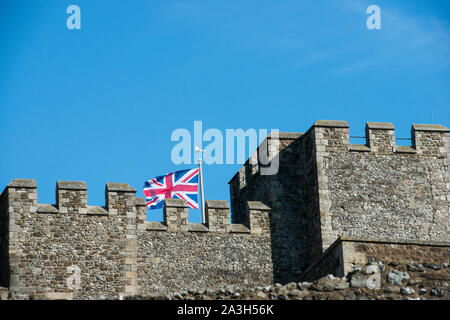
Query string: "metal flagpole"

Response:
xmin=195 ymin=146 xmax=206 ymax=224
xmin=198 ymin=157 xmax=205 ymax=224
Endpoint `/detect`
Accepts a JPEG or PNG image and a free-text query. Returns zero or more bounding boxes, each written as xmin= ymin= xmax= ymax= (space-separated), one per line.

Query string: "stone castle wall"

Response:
xmin=0 ymin=180 xmax=136 ymax=299
xmin=229 ymin=132 xmax=322 ymax=283
xmin=144 ymin=237 xmax=448 ymax=301
xmin=229 ymin=120 xmax=450 ymax=277
xmin=299 ymin=237 xmax=449 ymax=283
xmin=0 ymin=180 xmax=273 ymax=299
xmin=136 ymin=199 xmax=273 ymax=297
xmin=315 ymin=122 xmax=450 ymax=249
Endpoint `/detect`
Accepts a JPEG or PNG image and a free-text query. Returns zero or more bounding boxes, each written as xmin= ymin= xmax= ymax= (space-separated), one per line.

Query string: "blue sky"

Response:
xmin=1 ymin=0 xmax=449 ymax=223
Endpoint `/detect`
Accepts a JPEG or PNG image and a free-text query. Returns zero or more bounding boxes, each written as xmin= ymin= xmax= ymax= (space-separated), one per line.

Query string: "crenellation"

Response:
xmin=313 ymin=120 xmax=350 ymax=153
xmin=246 ymin=201 xmax=271 ymax=234
xmin=412 ymin=124 xmax=450 ymax=156
xmin=105 ymin=182 xmax=136 ymax=217
xmin=56 ymin=181 xmax=87 ymax=214
xmin=365 ymin=122 xmax=396 ymax=154
xmin=163 ymin=198 xmax=189 ymax=232
xmin=7 ymin=180 xmax=38 ymax=215
xmin=205 ymin=200 xmax=231 ymax=233
xmin=135 ymin=197 xmax=147 ymax=224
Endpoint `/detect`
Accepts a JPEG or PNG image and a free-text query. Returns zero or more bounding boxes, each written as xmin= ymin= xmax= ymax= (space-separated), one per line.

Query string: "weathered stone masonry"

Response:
xmin=0 ymin=180 xmax=273 ymax=299
xmin=229 ymin=120 xmax=450 ymax=281
xmin=136 ymin=199 xmax=273 ymax=297
xmin=0 ymin=180 xmax=131 ymax=299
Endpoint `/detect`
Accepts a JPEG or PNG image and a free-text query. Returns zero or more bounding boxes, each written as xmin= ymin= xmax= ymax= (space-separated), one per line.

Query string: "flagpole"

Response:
xmin=198 ymin=157 xmax=205 ymax=224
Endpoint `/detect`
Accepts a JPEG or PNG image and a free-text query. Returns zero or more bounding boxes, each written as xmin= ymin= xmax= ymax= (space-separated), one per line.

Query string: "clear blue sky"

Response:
xmin=1 ymin=0 xmax=449 ymax=223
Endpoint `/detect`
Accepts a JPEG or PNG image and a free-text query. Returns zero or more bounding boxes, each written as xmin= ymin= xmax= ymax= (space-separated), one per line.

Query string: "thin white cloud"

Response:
xmin=330 ymin=0 xmax=450 ymax=74
xmin=330 ymin=60 xmax=373 ymax=75
xmin=162 ymin=0 xmax=450 ymax=74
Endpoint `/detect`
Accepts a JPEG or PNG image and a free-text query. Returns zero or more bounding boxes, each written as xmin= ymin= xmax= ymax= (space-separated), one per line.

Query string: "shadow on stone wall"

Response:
xmin=0 ymin=190 xmax=10 ymax=288
xmin=231 ymin=134 xmax=323 ymax=284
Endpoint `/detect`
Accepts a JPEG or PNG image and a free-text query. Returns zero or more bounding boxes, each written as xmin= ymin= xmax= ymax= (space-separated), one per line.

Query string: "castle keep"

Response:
xmin=0 ymin=120 xmax=449 ymax=299
xmin=229 ymin=120 xmax=450 ymax=282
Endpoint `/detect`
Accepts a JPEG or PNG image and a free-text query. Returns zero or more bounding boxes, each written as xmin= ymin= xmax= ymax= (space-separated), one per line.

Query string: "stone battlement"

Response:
xmin=0 ymin=179 xmax=273 ymax=299
xmin=240 ymin=120 xmax=450 ymax=159
xmin=229 ymin=120 xmax=449 ymax=282
xmin=312 ymin=120 xmax=449 ymax=155
xmin=140 ymin=199 xmax=270 ymax=235
xmin=2 ymin=179 xmax=270 ymax=235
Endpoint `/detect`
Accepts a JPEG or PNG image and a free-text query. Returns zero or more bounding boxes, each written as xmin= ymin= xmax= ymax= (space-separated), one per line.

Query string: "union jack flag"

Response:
xmin=143 ymin=168 xmax=199 ymax=210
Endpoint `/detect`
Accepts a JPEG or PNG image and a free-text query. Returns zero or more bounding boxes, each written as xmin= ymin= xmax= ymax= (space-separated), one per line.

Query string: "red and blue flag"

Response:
xmin=144 ymin=168 xmax=199 ymax=210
